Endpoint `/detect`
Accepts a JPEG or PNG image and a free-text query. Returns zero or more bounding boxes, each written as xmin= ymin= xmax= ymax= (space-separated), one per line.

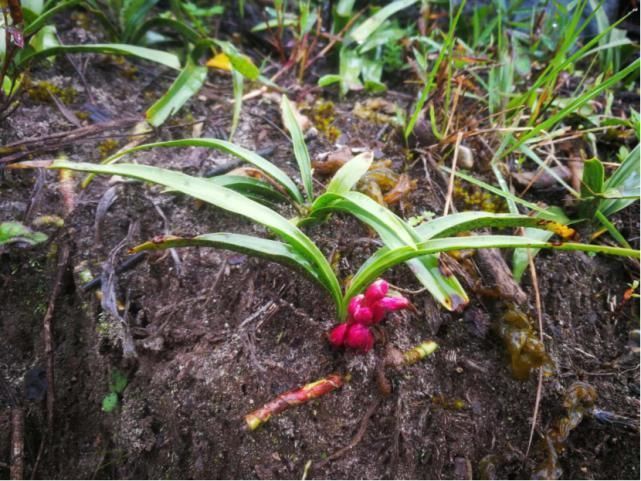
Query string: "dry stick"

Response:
xmin=525 ymin=254 xmax=545 ymax=459
xmin=43 ymin=243 xmax=71 ymax=435
xmin=303 ymin=9 xmax=365 ymax=71
xmin=9 ymin=407 xmax=24 ymax=480
xmin=443 ymin=131 xmax=463 ymax=216
xmin=443 ymin=79 xmax=464 ymax=139
xmin=316 ymin=398 xmax=382 ymax=468
xmin=0 ymin=117 xmax=141 ymax=163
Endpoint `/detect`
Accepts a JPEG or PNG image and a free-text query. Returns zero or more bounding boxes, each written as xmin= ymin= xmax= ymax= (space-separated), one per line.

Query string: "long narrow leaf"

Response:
xmin=325 ymin=152 xmax=373 ymax=195
xmin=415 ymin=211 xmax=575 ymax=240
xmin=146 ymin=57 xmax=207 ymax=127
xmin=600 ymin=144 xmax=640 ymax=217
xmin=131 ymin=233 xmax=324 ymax=285
xmin=229 ymin=69 xmax=244 ymax=140
xmin=18 ymin=43 xmax=181 ymax=70
xmin=49 ymin=160 xmax=343 ymax=313
xmin=350 ymin=0 xmax=417 ymax=44
xmin=281 ymin=95 xmax=314 ymax=202
xmin=96 ymin=139 xmax=304 ymax=204
xmin=312 ymin=191 xmax=469 ymax=312
xmin=346 ymin=235 xmax=640 ymax=301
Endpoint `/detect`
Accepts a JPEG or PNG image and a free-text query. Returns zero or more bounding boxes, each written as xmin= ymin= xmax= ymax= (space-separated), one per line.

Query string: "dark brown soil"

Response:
xmin=1 ymin=33 xmax=639 ymax=480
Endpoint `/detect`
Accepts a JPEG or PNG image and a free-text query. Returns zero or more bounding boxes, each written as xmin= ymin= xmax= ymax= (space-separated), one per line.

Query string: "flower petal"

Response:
xmin=328 ymin=323 xmax=349 ymax=347
xmin=365 ymin=279 xmax=389 ymax=302
xmin=376 ymin=295 xmax=410 ymax=312
xmin=344 ymin=324 xmax=374 ymax=352
xmin=347 ymin=294 xmax=365 ymax=317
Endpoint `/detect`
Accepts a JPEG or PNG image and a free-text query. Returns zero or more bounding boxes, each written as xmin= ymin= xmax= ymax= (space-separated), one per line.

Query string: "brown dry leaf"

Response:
xmin=312 ymin=146 xmax=352 ymax=174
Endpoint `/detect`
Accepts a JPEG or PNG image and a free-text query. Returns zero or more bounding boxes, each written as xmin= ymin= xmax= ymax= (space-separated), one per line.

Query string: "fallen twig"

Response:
xmin=43 ymin=242 xmax=71 ymax=434
xmin=10 ymin=407 xmax=24 ymax=480
xmin=525 ymin=255 xmax=545 ymax=459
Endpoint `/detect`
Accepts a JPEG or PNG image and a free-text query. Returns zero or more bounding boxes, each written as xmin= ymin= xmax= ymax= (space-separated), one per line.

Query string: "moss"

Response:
xmin=453 ymin=178 xmax=506 ymax=213
xmin=97 ymin=139 xmax=119 ymax=157
xmin=309 ymin=100 xmax=341 ymax=143
xmin=26 ymin=79 xmax=77 ymax=104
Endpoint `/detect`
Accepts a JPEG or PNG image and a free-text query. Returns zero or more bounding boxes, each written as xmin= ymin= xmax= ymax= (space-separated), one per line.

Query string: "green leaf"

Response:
xmin=512 ymin=207 xmax=569 ymax=283
xmin=318 ymin=74 xmax=341 ymax=87
xmin=415 ymin=211 xmax=574 ymax=240
xmin=146 ymin=56 xmax=207 ymax=127
xmin=0 ymin=222 xmax=47 ymax=246
xmin=97 ymin=138 xmax=304 ymax=205
xmin=49 ymin=160 xmax=343 ymax=314
xmin=18 ymin=43 xmax=181 ymax=71
xmin=311 ymin=192 xmax=469 ymax=313
xmin=336 ymin=0 xmax=356 ymax=17
xmin=600 ymin=143 xmax=640 ymax=217
xmin=102 ymin=392 xmax=119 ymax=412
xmin=325 ymin=152 xmax=373 ymax=195
xmin=131 ymin=17 xmax=202 ymax=45
xmin=404 ymin=0 xmax=464 ymax=139
xmin=132 ymin=233 xmax=324 ymax=286
xmin=347 ymin=234 xmax=640 ymax=302
xmin=109 ymin=370 xmax=128 ymax=394
xmin=229 ymin=68 xmax=243 ymax=140
xmin=24 ymin=0 xmax=80 ymax=36
xmin=509 ymin=58 xmax=640 ymax=155
xmin=212 ymin=40 xmax=260 ymax=80
xmin=281 ymin=95 xmax=314 ymax=202
xmin=122 ymin=0 xmax=159 ymax=42
xmin=29 ymin=24 xmax=59 ymax=54
xmin=350 ymin=0 xmax=417 ymax=44
xmin=208 ymin=175 xmax=289 ymax=205
xmin=581 ymin=158 xmax=605 ymax=199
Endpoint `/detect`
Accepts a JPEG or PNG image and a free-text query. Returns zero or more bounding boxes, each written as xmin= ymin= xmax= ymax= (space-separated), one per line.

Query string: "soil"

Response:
xmin=1 ymin=16 xmax=640 ymax=481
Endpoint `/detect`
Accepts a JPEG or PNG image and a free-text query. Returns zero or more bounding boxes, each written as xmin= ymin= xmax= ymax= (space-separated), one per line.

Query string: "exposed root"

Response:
xmin=317 ymin=398 xmax=381 ymax=469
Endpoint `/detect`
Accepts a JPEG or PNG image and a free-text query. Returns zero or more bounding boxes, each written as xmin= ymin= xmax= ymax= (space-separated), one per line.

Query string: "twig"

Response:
xmin=0 ymin=117 xmax=141 ymax=163
xmin=525 ymin=254 xmax=544 ymax=459
xmin=316 ymin=398 xmax=381 ymax=468
xmin=10 ymin=407 xmax=24 ymax=480
xmin=443 ymin=132 xmax=463 ymax=216
xmin=43 ymin=242 xmax=71 ymax=434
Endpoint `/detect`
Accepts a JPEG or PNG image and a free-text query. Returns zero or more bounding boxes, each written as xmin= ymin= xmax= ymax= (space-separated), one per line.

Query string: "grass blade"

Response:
xmin=229 ymin=69 xmax=244 ymax=140
xmin=281 ymin=95 xmax=313 ymax=202
xmin=146 ymin=56 xmax=207 ymax=127
xmin=350 ymin=0 xmax=417 ymax=44
xmin=600 ymin=144 xmax=640 ymax=217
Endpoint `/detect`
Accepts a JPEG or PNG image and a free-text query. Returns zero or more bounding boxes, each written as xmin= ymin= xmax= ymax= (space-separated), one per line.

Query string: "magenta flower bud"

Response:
xmin=347 ymin=294 xmax=365 ymax=318
xmin=352 ymin=305 xmax=373 ymax=324
xmin=375 ymin=295 xmax=410 ymax=312
xmin=344 ymin=324 xmax=374 ymax=352
xmin=370 ymin=303 xmax=386 ymax=324
xmin=365 ymin=279 xmax=389 ymax=302
xmin=328 ymin=323 xmax=349 ymax=347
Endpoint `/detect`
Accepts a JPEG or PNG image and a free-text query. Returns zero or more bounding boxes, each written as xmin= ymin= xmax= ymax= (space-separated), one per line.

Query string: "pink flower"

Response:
xmin=328 ymin=323 xmax=349 ymax=347
xmin=344 ymin=324 xmax=374 ymax=352
xmin=365 ymin=279 xmax=389 ymax=302
xmin=376 ymin=296 xmax=410 ymax=312
xmin=327 ymin=279 xmax=410 ymax=354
